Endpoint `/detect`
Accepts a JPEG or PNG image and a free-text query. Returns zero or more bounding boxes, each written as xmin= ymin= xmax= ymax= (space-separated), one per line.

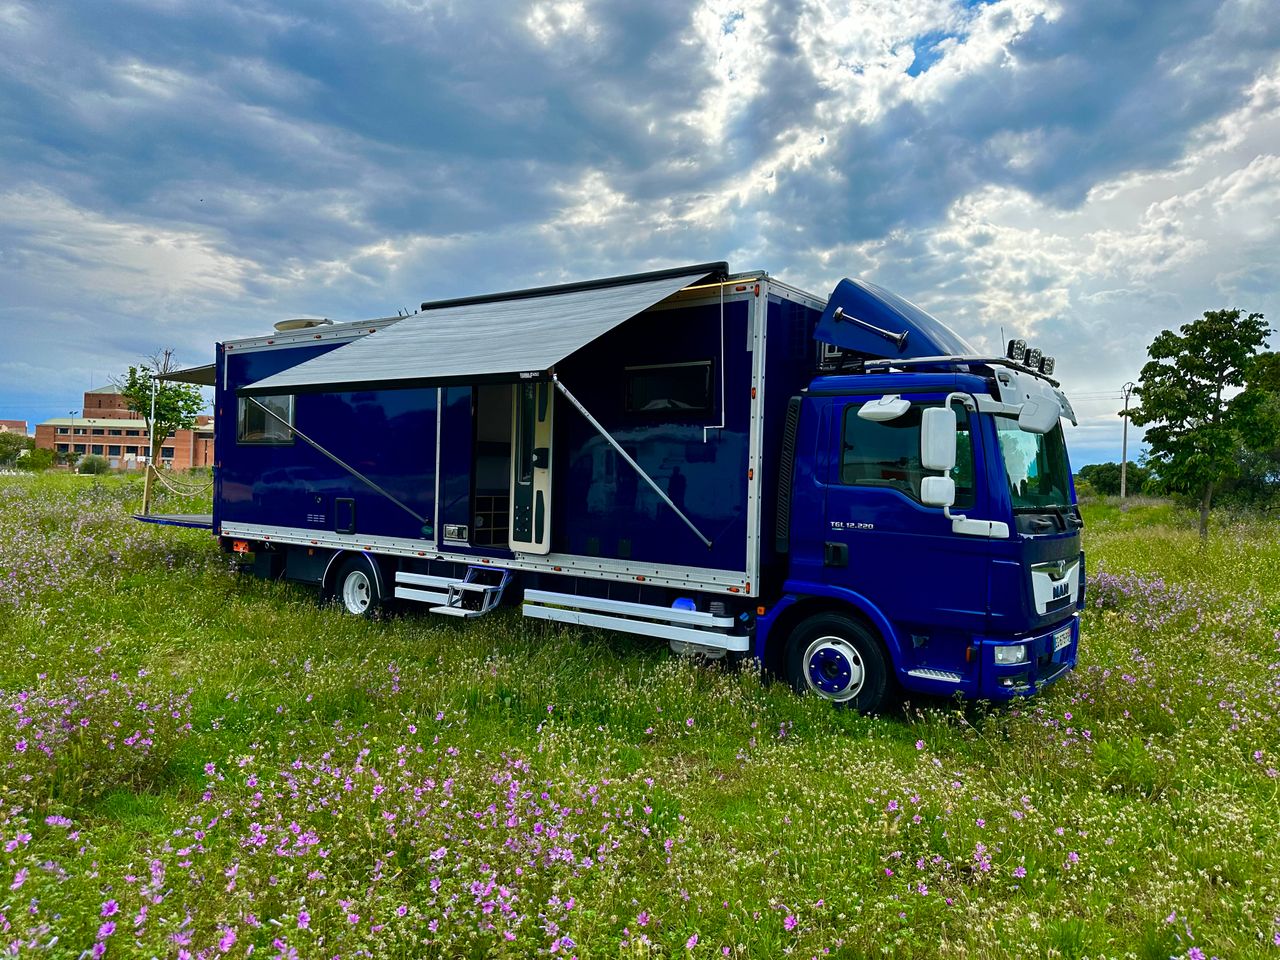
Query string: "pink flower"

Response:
xmin=297 ymin=910 xmax=310 ymax=930
xmin=1013 ymin=866 xmax=1027 ymax=879
xmin=783 ymin=914 xmax=798 ymax=931
xmin=686 ymin=933 xmax=699 ymax=949
xmin=98 ymin=921 xmax=116 ymax=938
xmin=637 ymin=911 xmax=649 ymax=927
xmin=101 ymin=900 xmax=119 ymax=917
xmin=218 ymin=927 xmax=236 ymax=952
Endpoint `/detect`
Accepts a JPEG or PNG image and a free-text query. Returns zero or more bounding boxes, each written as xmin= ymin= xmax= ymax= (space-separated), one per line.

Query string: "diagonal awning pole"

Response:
xmin=248 ymin=397 xmax=429 ymax=527
xmin=551 ymin=374 xmax=713 ymax=549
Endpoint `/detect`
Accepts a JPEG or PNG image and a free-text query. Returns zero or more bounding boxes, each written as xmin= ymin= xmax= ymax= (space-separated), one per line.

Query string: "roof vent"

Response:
xmin=273 ymin=318 xmax=334 ymax=332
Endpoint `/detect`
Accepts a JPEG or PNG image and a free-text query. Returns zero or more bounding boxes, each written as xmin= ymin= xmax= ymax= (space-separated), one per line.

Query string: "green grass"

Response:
xmin=1 ymin=474 xmax=1279 ymax=957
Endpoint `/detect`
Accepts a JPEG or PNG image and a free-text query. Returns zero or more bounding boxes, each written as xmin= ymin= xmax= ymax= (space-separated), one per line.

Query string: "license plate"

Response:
xmin=1053 ymin=628 xmax=1072 ymax=652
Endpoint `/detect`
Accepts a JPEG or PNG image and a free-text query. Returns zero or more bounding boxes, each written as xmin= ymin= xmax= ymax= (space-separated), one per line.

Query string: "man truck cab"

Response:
xmin=764 ymin=280 xmax=1082 ymax=710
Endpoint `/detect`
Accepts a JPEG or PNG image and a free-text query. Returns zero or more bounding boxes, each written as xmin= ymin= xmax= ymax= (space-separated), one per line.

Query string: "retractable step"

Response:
xmin=394 ymin=567 xmax=512 ymax=618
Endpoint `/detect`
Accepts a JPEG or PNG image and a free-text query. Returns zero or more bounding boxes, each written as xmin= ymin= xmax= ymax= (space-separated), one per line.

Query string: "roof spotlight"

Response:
xmin=1006 ymin=338 xmax=1027 ymax=363
xmin=1025 ymin=347 xmax=1043 ymax=369
xmin=1040 ymin=356 xmax=1055 ymax=376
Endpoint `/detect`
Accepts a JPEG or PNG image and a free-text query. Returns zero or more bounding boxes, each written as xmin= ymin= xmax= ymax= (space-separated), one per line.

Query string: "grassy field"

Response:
xmin=1 ymin=475 xmax=1278 ymax=959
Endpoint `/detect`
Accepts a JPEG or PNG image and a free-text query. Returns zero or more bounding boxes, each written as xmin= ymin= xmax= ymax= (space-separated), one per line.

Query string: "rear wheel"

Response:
xmin=785 ymin=612 xmax=890 ymax=712
xmin=334 ymin=556 xmax=384 ymax=618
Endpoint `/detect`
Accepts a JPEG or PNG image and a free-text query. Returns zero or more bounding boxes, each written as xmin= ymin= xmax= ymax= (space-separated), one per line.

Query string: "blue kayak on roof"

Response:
xmin=814 ymin=277 xmax=976 ymax=360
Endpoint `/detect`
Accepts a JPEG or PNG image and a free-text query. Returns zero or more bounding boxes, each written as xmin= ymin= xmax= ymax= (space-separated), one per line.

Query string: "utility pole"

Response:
xmin=1120 ymin=381 xmax=1135 ymax=499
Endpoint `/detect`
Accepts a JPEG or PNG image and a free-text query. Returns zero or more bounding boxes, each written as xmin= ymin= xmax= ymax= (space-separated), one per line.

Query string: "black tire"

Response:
xmin=785 ymin=612 xmax=890 ymax=713
xmin=332 ymin=556 xmax=385 ymax=618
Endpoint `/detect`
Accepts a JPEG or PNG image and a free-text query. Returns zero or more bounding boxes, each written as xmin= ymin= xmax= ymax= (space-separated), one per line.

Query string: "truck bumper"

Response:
xmin=976 ymin=615 xmax=1078 ymax=700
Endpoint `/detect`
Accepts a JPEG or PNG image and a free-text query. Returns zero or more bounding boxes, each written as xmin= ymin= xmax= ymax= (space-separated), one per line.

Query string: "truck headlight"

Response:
xmin=993 ymin=644 xmax=1029 ymax=665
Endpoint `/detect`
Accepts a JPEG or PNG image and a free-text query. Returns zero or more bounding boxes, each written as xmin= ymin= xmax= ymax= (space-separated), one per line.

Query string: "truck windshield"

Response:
xmin=994 ymin=417 xmax=1072 ymax=511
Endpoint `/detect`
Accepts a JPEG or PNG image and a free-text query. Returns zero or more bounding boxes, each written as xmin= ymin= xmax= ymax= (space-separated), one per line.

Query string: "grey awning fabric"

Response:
xmin=240 ymin=263 xmax=723 ymax=396
xmin=158 ymin=363 xmax=216 ymax=386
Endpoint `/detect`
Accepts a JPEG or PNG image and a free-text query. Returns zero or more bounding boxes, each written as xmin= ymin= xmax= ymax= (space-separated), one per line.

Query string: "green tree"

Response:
xmin=77 ymin=454 xmax=110 ymax=474
xmin=17 ymin=448 xmax=54 ymax=471
xmin=1077 ymin=461 xmax=1149 ymax=497
xmin=0 ymin=432 xmax=31 ymax=467
xmin=1132 ymin=309 xmax=1273 ymax=540
xmin=117 ymin=350 xmax=206 ymax=464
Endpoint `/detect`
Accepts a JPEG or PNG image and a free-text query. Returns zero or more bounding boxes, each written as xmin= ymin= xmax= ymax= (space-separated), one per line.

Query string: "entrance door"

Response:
xmin=510 ymin=381 xmax=554 ymax=553
xmin=822 ymin=395 xmax=992 ymax=679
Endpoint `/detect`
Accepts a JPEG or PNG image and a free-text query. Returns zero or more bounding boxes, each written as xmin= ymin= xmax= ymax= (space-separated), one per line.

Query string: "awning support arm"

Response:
xmin=247 ymin=397 xmax=430 ymax=528
xmin=551 ymin=375 xmax=713 ymax=549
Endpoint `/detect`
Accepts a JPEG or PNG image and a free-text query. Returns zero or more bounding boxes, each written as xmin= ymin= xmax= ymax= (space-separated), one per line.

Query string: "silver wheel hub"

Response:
xmin=803 ymin=635 xmax=865 ymax=702
xmin=342 ymin=569 xmax=372 ymax=614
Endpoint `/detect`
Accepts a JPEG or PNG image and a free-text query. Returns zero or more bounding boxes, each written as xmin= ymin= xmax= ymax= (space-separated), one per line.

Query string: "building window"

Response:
xmin=840 ymin=401 xmax=975 ymax=508
xmin=623 ymin=361 xmax=713 ymax=415
xmin=237 ymin=395 xmax=294 ymax=445
xmin=108 ymin=429 xmax=122 ymax=436
xmin=161 ymin=447 xmax=175 ymax=459
xmin=56 ymin=427 xmax=68 ymax=435
xmin=91 ymin=428 xmax=104 ymax=436
xmin=74 ymin=428 xmax=86 ymax=436
xmin=73 ymin=444 xmax=85 ymax=454
xmin=91 ymin=444 xmax=104 ymax=455
xmin=108 ymin=445 xmax=121 ymax=456
xmin=56 ymin=443 xmax=68 ymax=453
xmin=126 ymin=430 xmax=140 ymax=437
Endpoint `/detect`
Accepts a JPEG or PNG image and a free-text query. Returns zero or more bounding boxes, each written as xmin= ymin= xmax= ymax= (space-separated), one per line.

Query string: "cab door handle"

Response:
xmin=824 ymin=541 xmax=848 ymax=567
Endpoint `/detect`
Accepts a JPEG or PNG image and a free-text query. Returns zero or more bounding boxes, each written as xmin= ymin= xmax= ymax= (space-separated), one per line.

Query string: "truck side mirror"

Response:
xmin=920 ymin=406 xmax=956 ymax=471
xmin=921 ymin=476 xmax=955 ymax=507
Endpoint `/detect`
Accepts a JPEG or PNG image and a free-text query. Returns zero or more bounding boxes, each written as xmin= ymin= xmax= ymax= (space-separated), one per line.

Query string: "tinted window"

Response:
xmin=995 ymin=418 xmax=1072 ymax=509
xmin=624 ymin=362 xmax=712 ymax=415
xmin=237 ymin=395 xmax=294 ymax=445
xmin=841 ymin=401 xmax=975 ymax=507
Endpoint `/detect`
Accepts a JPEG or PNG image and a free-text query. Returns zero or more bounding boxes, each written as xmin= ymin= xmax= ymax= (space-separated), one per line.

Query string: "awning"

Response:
xmin=241 ymin=262 xmax=726 ymax=396
xmin=158 ymin=363 xmax=216 ymax=386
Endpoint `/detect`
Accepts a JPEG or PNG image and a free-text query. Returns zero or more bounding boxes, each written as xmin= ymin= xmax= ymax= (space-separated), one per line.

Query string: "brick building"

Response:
xmin=0 ymin=420 xmax=29 ymax=436
xmin=34 ymin=385 xmax=213 ymax=470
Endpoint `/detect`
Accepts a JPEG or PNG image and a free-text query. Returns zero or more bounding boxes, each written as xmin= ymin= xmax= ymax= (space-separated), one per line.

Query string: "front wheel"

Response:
xmin=785 ymin=613 xmax=890 ymax=713
xmin=333 ymin=556 xmax=384 ymax=618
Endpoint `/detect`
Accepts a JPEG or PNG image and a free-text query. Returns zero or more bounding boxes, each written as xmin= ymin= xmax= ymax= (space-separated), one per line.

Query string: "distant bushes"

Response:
xmin=77 ymin=454 xmax=110 ymax=474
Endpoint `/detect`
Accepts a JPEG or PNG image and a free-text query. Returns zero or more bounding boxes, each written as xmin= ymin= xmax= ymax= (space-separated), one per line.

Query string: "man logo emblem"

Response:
xmin=1052 ymin=582 xmax=1070 ymax=600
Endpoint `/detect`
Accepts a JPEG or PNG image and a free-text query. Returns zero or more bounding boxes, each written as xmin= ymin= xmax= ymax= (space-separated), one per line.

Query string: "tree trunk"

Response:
xmin=1198 ymin=480 xmax=1215 ymax=543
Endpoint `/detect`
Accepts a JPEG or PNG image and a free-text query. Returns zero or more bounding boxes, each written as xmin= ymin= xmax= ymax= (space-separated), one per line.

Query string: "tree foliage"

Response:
xmin=17 ymin=448 xmax=54 ymax=471
xmin=1076 ymin=461 xmax=1150 ymax=497
xmin=117 ymin=350 xmax=205 ymax=461
xmin=1132 ymin=310 xmax=1274 ymax=538
xmin=0 ymin=432 xmax=31 ymax=467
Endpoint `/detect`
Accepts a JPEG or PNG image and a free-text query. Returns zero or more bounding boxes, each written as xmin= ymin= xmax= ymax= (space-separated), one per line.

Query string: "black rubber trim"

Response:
xmin=775 ymin=396 xmax=802 ymax=554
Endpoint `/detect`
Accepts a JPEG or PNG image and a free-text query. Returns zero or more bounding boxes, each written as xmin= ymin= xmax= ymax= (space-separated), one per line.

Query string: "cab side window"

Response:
xmin=841 ymin=401 xmax=975 ymax=508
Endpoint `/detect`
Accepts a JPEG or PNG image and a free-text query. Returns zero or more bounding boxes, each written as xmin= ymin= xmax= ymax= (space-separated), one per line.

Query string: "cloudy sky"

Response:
xmin=1 ymin=0 xmax=1277 ymax=464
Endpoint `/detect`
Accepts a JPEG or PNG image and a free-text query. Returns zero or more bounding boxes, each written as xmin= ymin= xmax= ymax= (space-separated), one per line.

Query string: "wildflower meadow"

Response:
xmin=1 ymin=474 xmax=1278 ymax=958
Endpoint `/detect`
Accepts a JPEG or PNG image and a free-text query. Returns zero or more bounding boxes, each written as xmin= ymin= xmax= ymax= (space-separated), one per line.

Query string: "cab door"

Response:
xmin=822 ymin=396 xmax=991 ymax=681
xmin=510 ymin=381 xmax=554 ymax=554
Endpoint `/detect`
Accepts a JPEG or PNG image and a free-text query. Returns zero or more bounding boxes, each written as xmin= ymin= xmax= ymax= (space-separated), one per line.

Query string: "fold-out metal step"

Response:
xmin=521 ymin=589 xmax=750 ymax=658
xmin=395 ymin=567 xmax=511 ymax=618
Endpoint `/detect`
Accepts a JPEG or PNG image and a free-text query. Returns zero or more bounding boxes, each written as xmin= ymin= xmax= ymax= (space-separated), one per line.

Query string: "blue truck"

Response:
xmin=150 ymin=262 xmax=1083 ymax=711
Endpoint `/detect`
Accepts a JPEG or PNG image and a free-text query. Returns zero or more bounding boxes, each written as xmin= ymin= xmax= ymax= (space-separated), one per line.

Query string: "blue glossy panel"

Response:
xmin=554 ymin=299 xmax=754 ymax=572
xmin=218 ymin=342 xmax=436 ymax=541
xmin=814 ymin=278 xmax=976 ymax=359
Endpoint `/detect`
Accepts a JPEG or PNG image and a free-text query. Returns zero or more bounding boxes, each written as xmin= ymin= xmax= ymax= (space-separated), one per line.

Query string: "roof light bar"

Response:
xmin=1006 ymin=338 xmax=1027 ymax=363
